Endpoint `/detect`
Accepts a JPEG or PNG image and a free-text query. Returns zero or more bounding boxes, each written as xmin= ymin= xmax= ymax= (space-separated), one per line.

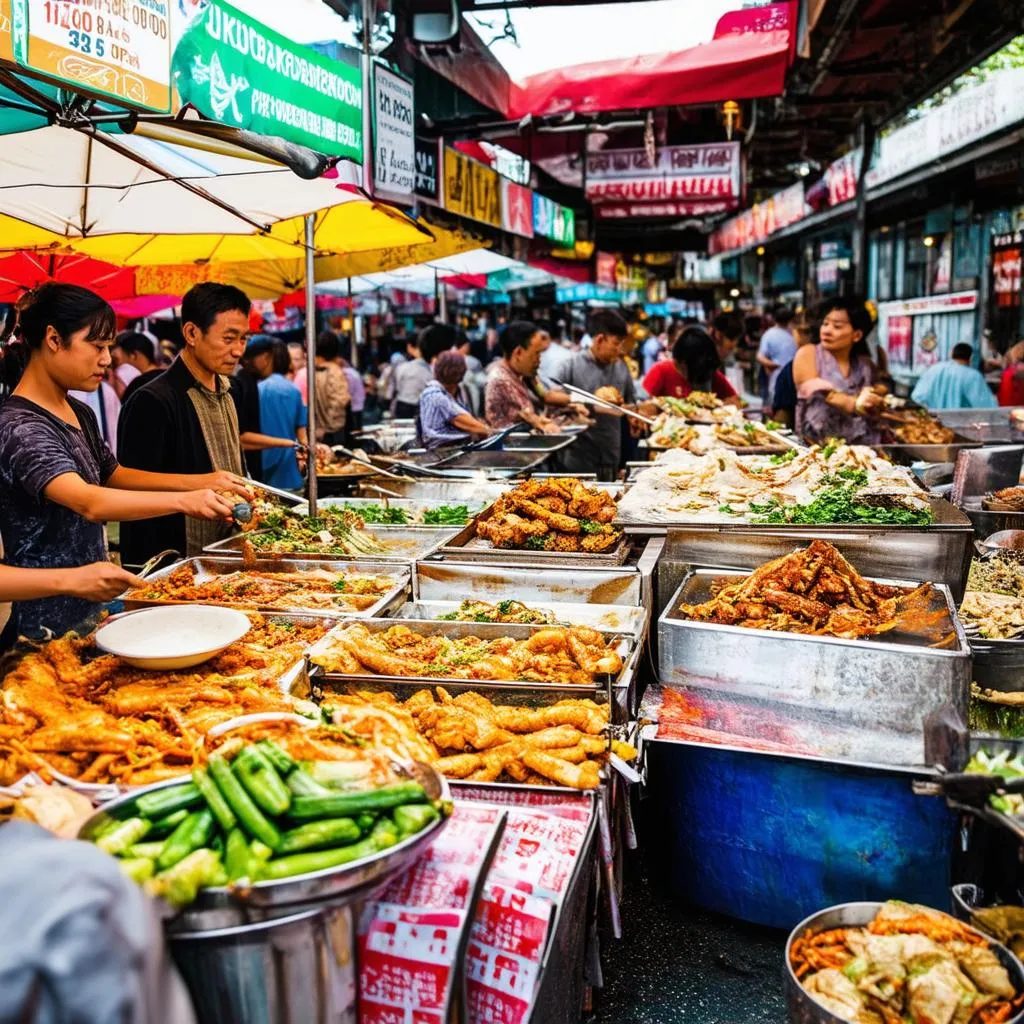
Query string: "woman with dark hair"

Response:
xmin=793 ymin=296 xmax=885 ymax=444
xmin=0 ymin=283 xmax=247 ymax=645
xmin=418 ymin=351 xmax=491 ymax=449
xmin=641 ymin=326 xmax=739 ymax=401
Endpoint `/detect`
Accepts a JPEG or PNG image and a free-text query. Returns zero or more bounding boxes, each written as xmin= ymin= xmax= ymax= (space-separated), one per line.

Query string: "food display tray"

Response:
xmin=202 ymin=526 xmax=460 ymax=563
xmin=657 ymin=570 xmax=970 ymax=768
xmin=307 ymin=617 xmax=637 ymax=702
xmin=874 ymin=434 xmax=982 ymax=465
xmin=503 ymin=432 xmax=579 ymax=452
xmin=122 ymin=556 xmax=410 ymax=619
xmin=958 ymin=497 xmax=1024 ymax=540
xmin=408 ymin=449 xmax=556 ymax=477
xmin=389 ymin=599 xmax=648 ymax=639
xmin=288 ymin=495 xmax=486 ymax=526
xmin=651 ymin=515 xmax=974 ymax=613
xmin=413 ymin=561 xmax=644 ymax=607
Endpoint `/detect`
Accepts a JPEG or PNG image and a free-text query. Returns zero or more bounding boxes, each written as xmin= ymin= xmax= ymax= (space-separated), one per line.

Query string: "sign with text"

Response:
xmin=500 ymin=178 xmax=533 ymax=238
xmin=585 ymin=143 xmax=741 ymax=212
xmin=709 ymin=181 xmax=809 ymax=255
xmin=13 ymin=0 xmax=172 ymax=111
xmin=0 ymin=0 xmax=12 ymax=64
xmin=443 ymin=146 xmax=500 ymax=228
xmin=414 ymin=136 xmax=439 ymax=201
xmin=532 ymin=192 xmax=575 ymax=246
xmin=372 ymin=62 xmax=414 ymax=196
xmin=172 ymin=0 xmax=362 ymax=161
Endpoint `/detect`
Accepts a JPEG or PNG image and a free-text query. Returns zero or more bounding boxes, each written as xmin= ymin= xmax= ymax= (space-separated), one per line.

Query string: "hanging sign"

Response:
xmin=443 ymin=146 xmax=501 ymax=228
xmin=500 ymin=178 xmax=534 ymax=238
xmin=12 ymin=0 xmax=172 ymax=111
xmin=0 ymin=0 xmax=12 ymax=65
xmin=532 ymin=193 xmax=575 ymax=247
xmin=414 ymin=136 xmax=439 ymax=201
xmin=172 ymin=0 xmax=362 ymax=161
xmin=372 ymin=62 xmax=414 ymax=196
xmin=585 ymin=143 xmax=741 ymax=213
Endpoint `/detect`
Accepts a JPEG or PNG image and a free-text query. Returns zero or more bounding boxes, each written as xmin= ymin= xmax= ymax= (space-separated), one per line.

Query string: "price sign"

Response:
xmin=13 ymin=0 xmax=172 ymax=112
xmin=372 ymin=62 xmax=414 ymax=197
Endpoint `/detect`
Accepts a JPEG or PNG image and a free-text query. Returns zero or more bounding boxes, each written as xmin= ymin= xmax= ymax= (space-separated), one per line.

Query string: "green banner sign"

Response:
xmin=172 ymin=0 xmax=362 ymax=162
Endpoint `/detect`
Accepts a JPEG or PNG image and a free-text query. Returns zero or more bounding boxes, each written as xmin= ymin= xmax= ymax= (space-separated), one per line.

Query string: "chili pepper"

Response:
xmin=136 ymin=783 xmax=203 ymax=820
xmin=355 ymin=812 xmax=377 ymax=833
xmin=208 ymin=755 xmax=281 ymax=851
xmin=232 ymin=747 xmax=291 ymax=816
xmin=154 ymin=849 xmax=224 ymax=908
xmin=192 ymin=767 xmax=237 ymax=832
xmin=147 ymin=808 xmax=189 ymax=838
xmin=127 ymin=842 xmax=165 ymax=860
xmin=96 ymin=817 xmax=150 ymax=856
xmin=276 ymin=818 xmax=361 ymax=855
xmin=392 ymin=803 xmax=438 ymax=838
xmin=156 ymin=809 xmax=216 ymax=871
xmin=118 ymin=858 xmax=155 ymax=885
xmin=225 ymin=828 xmax=251 ymax=882
xmin=285 ymin=767 xmax=332 ymax=798
xmin=257 ymin=837 xmax=379 ymax=882
xmin=257 ymin=740 xmax=297 ymax=776
xmin=288 ymin=783 xmax=426 ymax=821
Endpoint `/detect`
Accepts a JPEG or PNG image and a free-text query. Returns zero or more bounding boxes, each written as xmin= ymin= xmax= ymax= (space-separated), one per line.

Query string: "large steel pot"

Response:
xmin=784 ymin=901 xmax=1024 ymax=1024
xmin=169 ymin=904 xmax=358 ymax=1024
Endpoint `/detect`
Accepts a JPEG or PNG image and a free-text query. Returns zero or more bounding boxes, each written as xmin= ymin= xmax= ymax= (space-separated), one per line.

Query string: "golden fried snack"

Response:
xmin=434 ymin=753 xmax=482 ymax=778
xmin=521 ymin=749 xmax=601 ymax=789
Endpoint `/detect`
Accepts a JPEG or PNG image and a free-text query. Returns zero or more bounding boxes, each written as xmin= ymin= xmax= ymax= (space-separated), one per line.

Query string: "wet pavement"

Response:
xmin=592 ymin=804 xmax=788 ymax=1023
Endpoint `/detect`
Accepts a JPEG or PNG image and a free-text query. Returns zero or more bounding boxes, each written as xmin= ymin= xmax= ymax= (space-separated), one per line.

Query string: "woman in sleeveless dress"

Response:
xmin=794 ymin=298 xmax=885 ymax=445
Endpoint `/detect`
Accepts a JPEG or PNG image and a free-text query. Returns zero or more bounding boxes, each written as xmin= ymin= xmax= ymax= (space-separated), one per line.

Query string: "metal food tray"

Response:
xmin=959 ymin=497 xmax=1024 ymax=540
xmin=875 ymin=433 xmax=982 ymax=465
xmin=288 ymin=495 xmax=486 ymax=526
xmin=390 ymin=599 xmax=648 ymax=638
xmin=501 ymin=433 xmax=578 ymax=453
xmin=122 ymin=556 xmax=410 ymax=619
xmin=202 ymin=526 xmax=460 ymax=563
xmin=657 ymin=569 xmax=970 ymax=767
xmin=79 ymin=764 xmax=450 ymax=914
xmin=307 ymin=617 xmax=635 ymax=698
xmin=413 ymin=560 xmax=644 ymax=607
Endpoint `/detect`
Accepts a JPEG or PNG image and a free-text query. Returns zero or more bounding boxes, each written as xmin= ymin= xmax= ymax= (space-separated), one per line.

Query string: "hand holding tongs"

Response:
xmin=551 ymin=379 xmax=656 ymax=426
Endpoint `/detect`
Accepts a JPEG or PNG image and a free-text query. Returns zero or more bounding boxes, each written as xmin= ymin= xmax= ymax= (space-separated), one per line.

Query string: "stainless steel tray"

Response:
xmin=308 ymin=617 xmax=635 ymax=697
xmin=123 ymin=556 xmax=409 ymax=619
xmin=952 ymin=445 xmax=1024 ymax=506
xmin=875 ymin=434 xmax=982 ymax=465
xmin=390 ymin=599 xmax=648 ymax=638
xmin=79 ymin=765 xmax=450 ymax=911
xmin=287 ymin=496 xmax=486 ymax=526
xmin=409 ymin=449 xmax=555 ymax=476
xmin=356 ymin=479 xmax=622 ymax=501
xmin=502 ymin=433 xmax=578 ymax=453
xmin=413 ymin=561 xmax=644 ymax=606
xmin=959 ymin=497 xmax=1024 ymax=540
xmin=656 ymin=569 xmax=970 ymax=767
xmin=202 ymin=526 xmax=459 ymax=563
xmin=653 ymin=519 xmax=973 ymax=620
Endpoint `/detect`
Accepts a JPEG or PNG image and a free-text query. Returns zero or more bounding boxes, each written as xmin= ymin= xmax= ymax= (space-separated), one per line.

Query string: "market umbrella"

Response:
xmin=0 ymin=252 xmax=139 ymax=303
xmin=0 ymin=125 xmax=431 ymax=263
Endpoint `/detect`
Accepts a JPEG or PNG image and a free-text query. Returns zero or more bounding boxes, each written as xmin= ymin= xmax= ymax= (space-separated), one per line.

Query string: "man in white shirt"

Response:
xmin=756 ymin=306 xmax=798 ymax=409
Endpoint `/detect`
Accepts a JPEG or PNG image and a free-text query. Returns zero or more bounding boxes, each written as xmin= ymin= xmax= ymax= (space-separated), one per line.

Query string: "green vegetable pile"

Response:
xmin=89 ymin=741 xmax=443 ymax=907
xmin=749 ymin=484 xmax=933 ymax=526
xmin=340 ymin=503 xmax=411 ymax=525
xmin=966 ymin=749 xmax=1024 ymax=815
xmin=421 ymin=504 xmax=471 ymax=525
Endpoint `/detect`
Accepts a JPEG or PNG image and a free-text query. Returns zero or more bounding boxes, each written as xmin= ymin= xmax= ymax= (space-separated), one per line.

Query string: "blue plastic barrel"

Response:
xmin=647 ymin=743 xmax=955 ymax=930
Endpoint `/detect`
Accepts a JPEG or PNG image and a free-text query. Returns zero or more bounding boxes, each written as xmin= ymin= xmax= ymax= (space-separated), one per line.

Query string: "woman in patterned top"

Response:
xmin=418 ymin=351 xmax=491 ymax=449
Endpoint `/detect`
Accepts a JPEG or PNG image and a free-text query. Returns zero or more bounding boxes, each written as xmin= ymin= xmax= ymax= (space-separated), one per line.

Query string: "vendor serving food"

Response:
xmin=794 ymin=298 xmax=886 ymax=445
xmin=0 ymin=284 xmax=248 ymax=647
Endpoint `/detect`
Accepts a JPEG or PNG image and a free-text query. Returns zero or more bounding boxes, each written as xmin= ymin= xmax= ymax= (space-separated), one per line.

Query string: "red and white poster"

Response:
xmin=501 ymin=179 xmax=534 ymax=238
xmin=885 ymin=315 xmax=912 ymax=370
xmin=993 ymin=233 xmax=1022 ymax=308
xmin=585 ymin=143 xmax=741 ymax=214
xmin=595 ymin=251 xmax=618 ymax=289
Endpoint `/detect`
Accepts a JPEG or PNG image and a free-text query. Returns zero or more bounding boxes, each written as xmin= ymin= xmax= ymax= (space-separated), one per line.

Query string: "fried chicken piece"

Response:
xmin=533 ymin=496 xmax=568 ymax=514
xmin=506 ymin=494 xmax=582 ymax=534
xmin=417 ymin=705 xmax=511 ymax=751
xmin=566 ymin=627 xmax=623 ymax=675
xmin=521 ymin=749 xmax=601 ymax=789
xmin=434 ymin=753 xmax=482 ymax=778
xmin=581 ymin=531 xmax=619 ymax=553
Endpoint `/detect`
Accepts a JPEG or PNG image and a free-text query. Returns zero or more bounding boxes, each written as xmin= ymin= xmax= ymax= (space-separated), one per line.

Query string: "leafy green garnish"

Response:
xmin=340 ymin=502 xmax=410 ymax=525
xmin=820 ymin=438 xmax=841 ymax=460
xmin=769 ymin=448 xmax=798 ymax=465
xmin=579 ymin=518 xmax=604 ymax=535
xmin=496 ymin=600 xmax=515 ymax=614
xmin=422 ymin=504 xmax=471 ymax=525
xmin=331 ymin=579 xmax=347 ymax=592
xmin=718 ymin=504 xmax=738 ymax=515
xmin=524 ymin=535 xmax=546 ymax=550
xmin=751 ymin=484 xmax=933 ymax=526
xmin=764 ymin=419 xmax=783 ymax=431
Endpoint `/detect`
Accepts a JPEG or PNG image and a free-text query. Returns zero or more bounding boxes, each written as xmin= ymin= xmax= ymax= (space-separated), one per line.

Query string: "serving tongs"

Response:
xmin=914 ymin=771 xmax=1024 ymax=842
xmin=426 ymin=425 xmax=518 ymax=469
xmin=551 ymin=379 xmax=656 ymax=426
xmin=329 ymin=445 xmax=409 ymax=481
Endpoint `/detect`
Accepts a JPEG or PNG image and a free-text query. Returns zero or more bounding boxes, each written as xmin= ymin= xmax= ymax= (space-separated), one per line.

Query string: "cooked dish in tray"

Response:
xmin=656 ymin=393 xmax=743 ymax=424
xmin=648 ymin=418 xmax=789 ymax=452
xmin=0 ymin=616 xmax=331 ymax=786
xmin=325 ymin=687 xmax=635 ymax=790
xmin=127 ymin=563 xmax=399 ymax=613
xmin=437 ymin=599 xmax=556 ymax=625
xmin=792 ymin=901 xmax=1021 ymax=1024
xmin=619 ymin=442 xmax=931 ymax=525
xmin=960 ymin=591 xmax=1024 ymax=640
xmin=310 ymin=622 xmax=623 ymax=684
xmin=334 ymin=502 xmax=473 ymax=526
xmin=968 ymin=552 xmax=1024 ymax=598
xmin=677 ymin=540 xmax=934 ymax=640
xmin=242 ymin=507 xmax=388 ymax=557
xmin=983 ymin=487 xmax=1024 ymax=513
xmin=883 ymin=408 xmax=957 ymax=445
xmin=475 ymin=478 xmax=621 ymax=553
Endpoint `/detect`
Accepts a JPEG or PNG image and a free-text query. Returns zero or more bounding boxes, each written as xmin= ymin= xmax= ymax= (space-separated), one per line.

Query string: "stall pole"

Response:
xmin=304 ymin=212 xmax=318 ymax=516
xmin=348 ymin=277 xmax=358 ymax=370
xmin=438 ymin=275 xmax=449 ymax=324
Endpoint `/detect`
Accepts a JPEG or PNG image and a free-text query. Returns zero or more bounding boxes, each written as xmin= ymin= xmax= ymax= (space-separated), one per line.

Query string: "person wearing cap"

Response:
xmin=242 ymin=335 xmax=307 ymax=490
xmin=418 ymin=351 xmax=491 ymax=449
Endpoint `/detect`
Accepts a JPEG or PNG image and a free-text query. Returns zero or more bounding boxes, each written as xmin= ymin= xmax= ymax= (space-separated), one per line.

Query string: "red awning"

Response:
xmin=506 ymin=2 xmax=796 ymax=119
xmin=0 ymin=252 xmax=138 ymax=304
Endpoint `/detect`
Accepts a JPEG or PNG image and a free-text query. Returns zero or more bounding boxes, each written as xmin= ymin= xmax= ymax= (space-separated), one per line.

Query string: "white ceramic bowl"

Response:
xmin=94 ymin=605 xmax=251 ymax=669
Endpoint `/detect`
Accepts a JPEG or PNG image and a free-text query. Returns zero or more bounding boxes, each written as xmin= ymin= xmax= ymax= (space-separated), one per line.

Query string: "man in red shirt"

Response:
xmin=642 ymin=326 xmax=738 ymax=401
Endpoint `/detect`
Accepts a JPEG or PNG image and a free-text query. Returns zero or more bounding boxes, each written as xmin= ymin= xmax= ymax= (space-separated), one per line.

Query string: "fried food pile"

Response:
xmin=437 ymin=598 xmax=556 ymax=624
xmin=657 ymin=393 xmax=742 ymax=424
xmin=0 ymin=616 xmax=331 ymax=786
xmin=311 ymin=622 xmax=623 ymax=684
xmin=960 ymin=591 xmax=1024 ymax=640
xmin=127 ymin=563 xmax=400 ymax=613
xmin=475 ymin=478 xmax=621 ymax=553
xmin=793 ymin=901 xmax=1021 ymax=1024
xmin=649 ymin=418 xmax=788 ymax=452
xmin=677 ymin=540 xmax=933 ymax=639
xmin=984 ymin=486 xmax=1024 ymax=512
xmin=888 ymin=409 xmax=956 ymax=445
xmin=326 ymin=687 xmax=635 ymax=789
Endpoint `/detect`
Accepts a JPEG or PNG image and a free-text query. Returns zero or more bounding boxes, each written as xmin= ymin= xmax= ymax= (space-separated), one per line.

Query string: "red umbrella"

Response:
xmin=0 ymin=252 xmax=138 ymax=304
